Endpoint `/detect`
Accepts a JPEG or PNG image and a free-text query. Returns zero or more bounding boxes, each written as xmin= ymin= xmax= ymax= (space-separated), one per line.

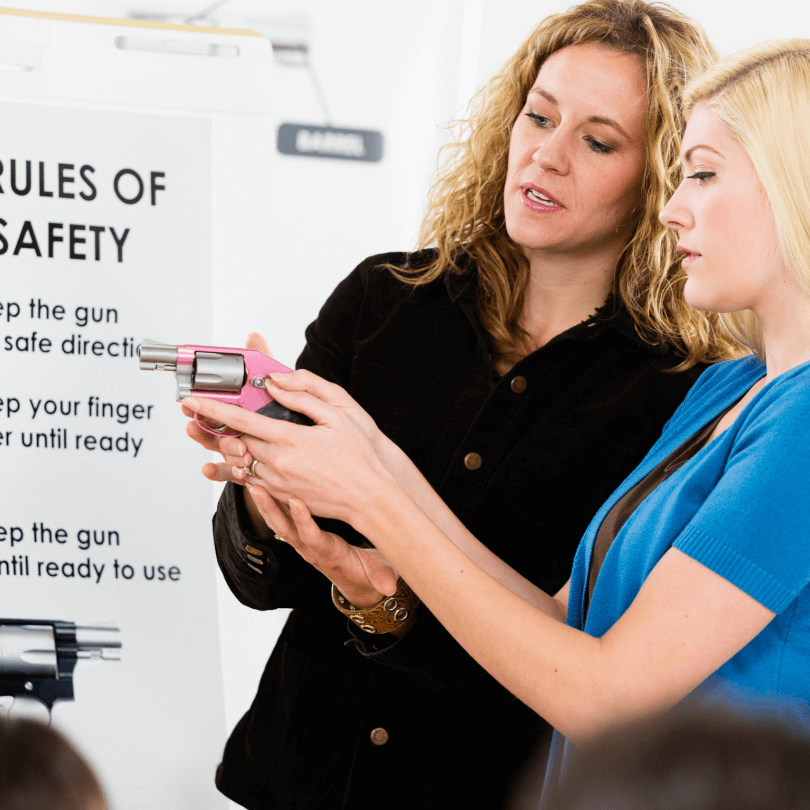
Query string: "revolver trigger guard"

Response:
xmin=194 ymin=412 xmax=243 ymax=438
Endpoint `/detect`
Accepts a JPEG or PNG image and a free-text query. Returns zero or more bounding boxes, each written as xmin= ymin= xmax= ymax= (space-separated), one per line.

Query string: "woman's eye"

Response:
xmin=525 ymin=111 xmax=551 ymax=128
xmin=687 ymin=171 xmax=715 ymax=184
xmin=584 ymin=136 xmax=614 ymax=154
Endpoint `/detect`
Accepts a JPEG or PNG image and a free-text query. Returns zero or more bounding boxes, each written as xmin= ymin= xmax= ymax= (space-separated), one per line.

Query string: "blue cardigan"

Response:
xmin=543 ymin=355 xmax=810 ymax=802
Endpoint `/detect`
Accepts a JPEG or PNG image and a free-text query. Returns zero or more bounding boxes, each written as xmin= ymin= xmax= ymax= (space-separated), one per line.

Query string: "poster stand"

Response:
xmin=0 ymin=9 xmax=273 ymax=808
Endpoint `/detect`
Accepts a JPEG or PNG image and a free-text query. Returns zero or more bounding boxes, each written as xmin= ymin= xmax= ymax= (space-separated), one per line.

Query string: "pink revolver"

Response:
xmin=138 ymin=340 xmax=313 ymax=436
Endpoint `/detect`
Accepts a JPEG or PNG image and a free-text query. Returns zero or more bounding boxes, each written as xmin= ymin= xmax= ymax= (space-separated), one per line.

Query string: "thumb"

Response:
xmin=201 ymin=461 xmax=240 ymax=484
xmin=367 ymin=561 xmax=398 ymax=596
xmin=264 ymin=380 xmax=335 ymax=425
xmin=247 ymin=332 xmax=272 ymax=356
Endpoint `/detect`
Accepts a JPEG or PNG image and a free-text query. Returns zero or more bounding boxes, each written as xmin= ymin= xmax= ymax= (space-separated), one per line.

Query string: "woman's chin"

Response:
xmin=684 ymin=291 xmax=740 ymax=316
xmin=683 ymin=279 xmax=720 ymax=314
xmin=683 ymin=292 xmax=712 ymax=313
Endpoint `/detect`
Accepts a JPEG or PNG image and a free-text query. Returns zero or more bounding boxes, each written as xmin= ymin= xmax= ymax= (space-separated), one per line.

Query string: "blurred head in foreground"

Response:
xmin=556 ymin=704 xmax=810 ymax=810
xmin=0 ymin=717 xmax=107 ymax=810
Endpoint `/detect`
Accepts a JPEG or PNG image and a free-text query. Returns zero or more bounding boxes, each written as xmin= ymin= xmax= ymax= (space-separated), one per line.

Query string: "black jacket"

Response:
xmin=213 ymin=252 xmax=705 ymax=809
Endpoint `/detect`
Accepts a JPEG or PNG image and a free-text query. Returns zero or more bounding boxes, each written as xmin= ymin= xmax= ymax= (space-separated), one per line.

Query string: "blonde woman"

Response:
xmin=188 ymin=38 xmax=810 ymax=808
xmin=186 ymin=2 xmax=739 ymax=807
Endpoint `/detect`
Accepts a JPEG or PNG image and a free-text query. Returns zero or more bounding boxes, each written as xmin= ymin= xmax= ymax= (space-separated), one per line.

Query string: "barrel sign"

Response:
xmin=277 ymin=123 xmax=383 ymax=162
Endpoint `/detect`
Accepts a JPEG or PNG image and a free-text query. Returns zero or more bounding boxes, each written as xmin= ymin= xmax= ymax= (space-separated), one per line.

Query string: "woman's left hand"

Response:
xmin=248 ymin=488 xmax=398 ymax=607
xmin=182 ymin=381 xmax=394 ymax=525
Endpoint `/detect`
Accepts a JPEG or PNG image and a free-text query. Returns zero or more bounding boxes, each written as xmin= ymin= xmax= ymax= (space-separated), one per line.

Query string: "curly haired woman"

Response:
xmin=186 ymin=2 xmax=741 ymax=807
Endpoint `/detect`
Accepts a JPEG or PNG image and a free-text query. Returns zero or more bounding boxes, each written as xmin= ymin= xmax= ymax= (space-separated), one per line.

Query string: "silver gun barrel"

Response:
xmin=139 ymin=340 xmax=178 ymax=371
xmin=75 ymin=624 xmax=122 ymax=661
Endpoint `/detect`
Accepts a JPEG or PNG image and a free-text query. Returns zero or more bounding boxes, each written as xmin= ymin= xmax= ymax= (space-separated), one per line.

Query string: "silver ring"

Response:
xmin=246 ymin=458 xmax=260 ymax=477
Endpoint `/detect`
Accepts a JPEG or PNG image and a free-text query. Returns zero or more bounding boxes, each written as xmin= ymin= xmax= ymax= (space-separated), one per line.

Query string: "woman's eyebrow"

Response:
xmin=529 ymin=87 xmax=559 ymax=106
xmin=587 ymin=115 xmax=630 ymax=140
xmin=683 ymin=144 xmax=725 ymax=162
xmin=528 ymin=87 xmax=630 ymax=140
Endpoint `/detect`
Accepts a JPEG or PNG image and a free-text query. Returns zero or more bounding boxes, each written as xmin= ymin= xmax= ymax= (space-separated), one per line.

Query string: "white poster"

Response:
xmin=0 ymin=101 xmax=227 ymax=809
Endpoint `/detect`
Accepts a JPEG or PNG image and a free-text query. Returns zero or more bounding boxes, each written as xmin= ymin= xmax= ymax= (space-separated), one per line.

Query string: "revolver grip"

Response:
xmin=0 ymin=695 xmax=51 ymax=724
xmin=256 ymin=400 xmax=315 ymax=426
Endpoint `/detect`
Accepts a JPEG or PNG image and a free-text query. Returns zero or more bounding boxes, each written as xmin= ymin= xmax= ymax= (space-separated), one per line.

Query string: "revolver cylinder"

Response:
xmin=0 ymin=624 xmax=57 ymax=677
xmin=192 ymin=352 xmax=245 ymax=393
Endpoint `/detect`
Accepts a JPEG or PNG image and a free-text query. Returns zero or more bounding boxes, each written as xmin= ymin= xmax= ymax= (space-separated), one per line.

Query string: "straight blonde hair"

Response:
xmin=397 ymin=0 xmax=743 ymax=370
xmin=684 ymin=39 xmax=810 ymax=357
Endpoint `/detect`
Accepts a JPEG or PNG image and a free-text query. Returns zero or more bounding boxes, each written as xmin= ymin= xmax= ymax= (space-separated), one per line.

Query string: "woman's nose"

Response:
xmin=532 ymin=130 xmax=570 ymax=175
xmin=659 ymin=184 xmax=690 ymax=231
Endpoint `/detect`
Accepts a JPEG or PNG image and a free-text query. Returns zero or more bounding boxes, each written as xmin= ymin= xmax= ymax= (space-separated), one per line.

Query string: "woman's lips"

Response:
xmin=521 ymin=185 xmax=564 ymax=212
xmin=677 ymin=245 xmax=701 ymax=266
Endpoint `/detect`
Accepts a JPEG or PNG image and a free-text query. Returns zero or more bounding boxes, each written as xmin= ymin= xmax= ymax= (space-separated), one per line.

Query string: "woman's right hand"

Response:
xmin=249 ymin=486 xmax=398 ymax=608
xmin=263 ymin=368 xmax=384 ymax=453
xmin=183 ymin=332 xmax=272 ymax=486
xmin=184 ymin=338 xmax=385 ymax=484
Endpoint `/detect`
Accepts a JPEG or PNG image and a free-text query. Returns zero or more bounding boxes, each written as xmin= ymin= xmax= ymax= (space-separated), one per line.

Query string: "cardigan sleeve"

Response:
xmin=673 ymin=372 xmax=810 ymax=614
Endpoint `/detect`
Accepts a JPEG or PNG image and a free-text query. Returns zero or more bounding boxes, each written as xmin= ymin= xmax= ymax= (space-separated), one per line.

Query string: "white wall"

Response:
xmin=467 ymin=0 xmax=809 ymax=88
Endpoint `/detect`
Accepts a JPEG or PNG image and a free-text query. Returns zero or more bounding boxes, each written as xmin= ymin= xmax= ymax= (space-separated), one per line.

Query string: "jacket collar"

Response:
xmin=442 ymin=253 xmax=478 ymax=304
xmin=437 ymin=252 xmax=662 ymax=353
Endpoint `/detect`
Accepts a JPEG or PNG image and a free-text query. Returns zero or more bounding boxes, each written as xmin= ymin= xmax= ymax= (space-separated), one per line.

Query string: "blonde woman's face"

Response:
xmin=504 ymin=42 xmax=647 ymax=265
xmin=659 ymin=102 xmax=785 ymax=314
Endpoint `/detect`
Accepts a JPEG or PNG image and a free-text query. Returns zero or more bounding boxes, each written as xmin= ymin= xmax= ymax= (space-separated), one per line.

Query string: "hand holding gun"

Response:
xmin=139 ymin=340 xmax=314 ymax=436
xmin=0 ymin=619 xmax=121 ymax=723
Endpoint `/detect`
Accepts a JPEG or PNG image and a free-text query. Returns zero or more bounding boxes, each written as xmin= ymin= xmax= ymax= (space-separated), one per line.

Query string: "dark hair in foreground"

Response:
xmin=556 ymin=704 xmax=810 ymax=810
xmin=0 ymin=717 xmax=107 ymax=810
xmin=403 ymin=0 xmax=743 ymax=370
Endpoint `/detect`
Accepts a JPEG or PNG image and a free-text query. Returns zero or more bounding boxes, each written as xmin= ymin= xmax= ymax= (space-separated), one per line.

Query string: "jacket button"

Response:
xmin=370 ymin=727 xmax=389 ymax=746
xmin=510 ymin=375 xmax=527 ymax=393
xmin=464 ymin=452 xmax=482 ymax=470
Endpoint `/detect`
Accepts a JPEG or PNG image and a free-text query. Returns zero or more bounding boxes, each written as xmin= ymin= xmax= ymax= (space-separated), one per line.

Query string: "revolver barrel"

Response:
xmin=74 ymin=624 xmax=122 ymax=661
xmin=138 ymin=340 xmax=178 ymax=371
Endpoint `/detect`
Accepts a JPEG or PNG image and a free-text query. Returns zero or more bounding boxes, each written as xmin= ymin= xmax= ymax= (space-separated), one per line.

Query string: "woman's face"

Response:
xmin=659 ymin=102 xmax=784 ymax=314
xmin=504 ymin=42 xmax=647 ymax=266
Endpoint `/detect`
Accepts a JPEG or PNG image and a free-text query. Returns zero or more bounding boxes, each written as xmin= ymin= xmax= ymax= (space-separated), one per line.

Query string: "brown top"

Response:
xmin=585 ymin=404 xmax=735 ymax=617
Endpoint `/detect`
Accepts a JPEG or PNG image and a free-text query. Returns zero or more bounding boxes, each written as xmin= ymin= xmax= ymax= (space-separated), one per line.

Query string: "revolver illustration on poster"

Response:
xmin=138 ymin=340 xmax=314 ymax=435
xmin=0 ymin=619 xmax=121 ymax=723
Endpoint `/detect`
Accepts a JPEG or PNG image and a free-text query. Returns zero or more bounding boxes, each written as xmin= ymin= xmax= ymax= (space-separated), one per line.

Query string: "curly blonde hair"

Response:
xmin=397 ymin=0 xmax=743 ymax=370
xmin=683 ymin=39 xmax=810 ymax=358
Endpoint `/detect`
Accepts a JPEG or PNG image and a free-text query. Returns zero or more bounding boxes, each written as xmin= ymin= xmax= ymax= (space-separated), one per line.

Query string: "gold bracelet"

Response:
xmin=331 ymin=578 xmax=418 ymax=635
